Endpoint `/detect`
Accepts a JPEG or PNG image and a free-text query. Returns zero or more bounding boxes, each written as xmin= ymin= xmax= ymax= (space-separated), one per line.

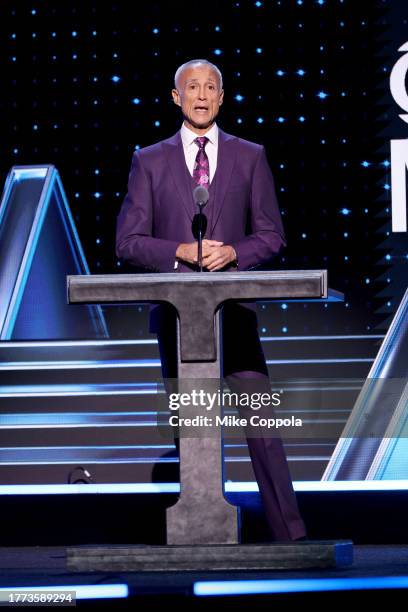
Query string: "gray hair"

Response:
xmin=174 ymin=59 xmax=223 ymax=90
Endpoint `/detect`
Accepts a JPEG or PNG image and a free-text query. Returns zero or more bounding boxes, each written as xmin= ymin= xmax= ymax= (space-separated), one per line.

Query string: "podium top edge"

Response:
xmin=67 ymin=270 xmax=328 ymax=283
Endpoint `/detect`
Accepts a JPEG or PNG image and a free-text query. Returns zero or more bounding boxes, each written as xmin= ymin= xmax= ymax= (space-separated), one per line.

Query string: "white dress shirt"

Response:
xmin=180 ymin=122 xmax=218 ymax=183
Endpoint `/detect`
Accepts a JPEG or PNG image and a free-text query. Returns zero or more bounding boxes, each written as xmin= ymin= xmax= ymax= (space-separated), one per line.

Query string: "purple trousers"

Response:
xmin=157 ymin=303 xmax=306 ymax=541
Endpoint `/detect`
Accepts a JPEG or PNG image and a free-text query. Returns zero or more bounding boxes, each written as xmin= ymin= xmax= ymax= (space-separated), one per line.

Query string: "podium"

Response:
xmin=66 ymin=270 xmax=353 ymax=571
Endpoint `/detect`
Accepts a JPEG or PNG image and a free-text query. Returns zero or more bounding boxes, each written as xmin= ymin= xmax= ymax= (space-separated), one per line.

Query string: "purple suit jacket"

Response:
xmin=116 ymin=128 xmax=285 ymax=269
xmin=116 ymin=128 xmax=286 ymax=331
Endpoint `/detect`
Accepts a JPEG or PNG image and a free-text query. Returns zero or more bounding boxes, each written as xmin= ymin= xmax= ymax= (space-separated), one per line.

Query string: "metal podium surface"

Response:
xmin=67 ymin=270 xmax=352 ymax=571
xmin=68 ymin=270 xmax=328 ymax=546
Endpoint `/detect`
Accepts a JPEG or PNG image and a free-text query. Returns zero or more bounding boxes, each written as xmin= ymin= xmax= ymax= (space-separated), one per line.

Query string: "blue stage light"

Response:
xmin=1 ymin=479 xmax=408 ymax=495
xmin=0 ymin=585 xmax=128 ymax=601
xmin=194 ymin=576 xmax=408 ymax=597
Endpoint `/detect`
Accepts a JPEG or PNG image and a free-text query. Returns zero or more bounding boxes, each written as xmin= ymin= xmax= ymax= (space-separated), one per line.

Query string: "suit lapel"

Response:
xmin=210 ymin=129 xmax=237 ymax=233
xmin=162 ymin=132 xmax=195 ymax=221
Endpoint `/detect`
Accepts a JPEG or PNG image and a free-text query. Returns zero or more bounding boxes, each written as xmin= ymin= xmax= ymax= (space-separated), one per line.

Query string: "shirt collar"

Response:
xmin=180 ymin=122 xmax=218 ymax=147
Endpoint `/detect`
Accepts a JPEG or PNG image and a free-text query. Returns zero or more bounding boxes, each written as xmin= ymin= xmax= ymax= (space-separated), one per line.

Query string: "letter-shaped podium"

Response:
xmin=67 ymin=270 xmax=353 ymax=570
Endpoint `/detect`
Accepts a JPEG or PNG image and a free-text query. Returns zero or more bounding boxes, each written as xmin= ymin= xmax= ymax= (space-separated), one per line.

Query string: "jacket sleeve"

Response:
xmin=231 ymin=146 xmax=286 ymax=270
xmin=116 ymin=151 xmax=180 ymax=272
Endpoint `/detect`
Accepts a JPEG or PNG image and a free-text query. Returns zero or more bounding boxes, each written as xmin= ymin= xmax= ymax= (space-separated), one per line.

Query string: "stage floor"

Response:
xmin=0 ymin=545 xmax=407 ymax=608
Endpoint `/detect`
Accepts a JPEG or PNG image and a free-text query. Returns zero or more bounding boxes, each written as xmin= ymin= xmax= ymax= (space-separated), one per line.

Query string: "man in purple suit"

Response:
xmin=116 ymin=59 xmax=306 ymax=541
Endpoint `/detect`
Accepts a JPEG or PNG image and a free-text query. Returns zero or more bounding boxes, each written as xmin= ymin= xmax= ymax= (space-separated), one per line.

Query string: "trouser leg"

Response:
xmin=222 ymin=304 xmax=306 ymax=541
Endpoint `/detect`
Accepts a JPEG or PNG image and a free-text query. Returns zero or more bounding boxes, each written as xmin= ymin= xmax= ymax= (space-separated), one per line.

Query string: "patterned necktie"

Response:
xmin=193 ymin=136 xmax=209 ymax=186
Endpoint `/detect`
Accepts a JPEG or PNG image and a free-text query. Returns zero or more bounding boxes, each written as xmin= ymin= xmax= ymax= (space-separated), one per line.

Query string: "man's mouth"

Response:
xmin=194 ymin=106 xmax=209 ymax=111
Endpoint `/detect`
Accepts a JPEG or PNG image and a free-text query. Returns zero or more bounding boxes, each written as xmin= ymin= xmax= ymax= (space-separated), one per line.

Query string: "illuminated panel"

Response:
xmin=323 ymin=287 xmax=408 ymax=480
xmin=0 ymin=166 xmax=107 ymax=339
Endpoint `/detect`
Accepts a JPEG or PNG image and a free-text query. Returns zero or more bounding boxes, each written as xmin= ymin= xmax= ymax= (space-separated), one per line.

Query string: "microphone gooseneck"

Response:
xmin=193 ymin=186 xmax=209 ymax=271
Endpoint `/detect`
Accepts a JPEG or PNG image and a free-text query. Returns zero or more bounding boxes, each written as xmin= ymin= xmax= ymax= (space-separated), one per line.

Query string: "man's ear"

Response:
xmin=219 ymin=89 xmax=224 ymax=106
xmin=172 ymin=88 xmax=181 ymax=106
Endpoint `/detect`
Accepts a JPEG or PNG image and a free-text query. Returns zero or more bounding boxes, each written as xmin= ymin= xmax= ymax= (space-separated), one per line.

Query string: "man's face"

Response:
xmin=172 ymin=64 xmax=224 ymax=134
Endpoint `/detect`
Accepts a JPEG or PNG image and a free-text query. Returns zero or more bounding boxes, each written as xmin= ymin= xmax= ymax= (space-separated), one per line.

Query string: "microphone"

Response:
xmin=193 ymin=186 xmax=209 ymax=272
xmin=193 ymin=185 xmax=209 ymax=209
xmin=192 ymin=213 xmax=207 ymax=241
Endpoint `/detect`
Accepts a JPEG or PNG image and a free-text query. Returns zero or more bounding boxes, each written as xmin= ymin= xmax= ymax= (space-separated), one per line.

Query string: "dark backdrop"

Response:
xmin=0 ymin=0 xmax=403 ymax=335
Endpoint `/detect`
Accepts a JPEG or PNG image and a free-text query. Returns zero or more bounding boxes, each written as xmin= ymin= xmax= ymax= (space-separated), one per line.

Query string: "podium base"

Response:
xmin=67 ymin=541 xmax=353 ymax=572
